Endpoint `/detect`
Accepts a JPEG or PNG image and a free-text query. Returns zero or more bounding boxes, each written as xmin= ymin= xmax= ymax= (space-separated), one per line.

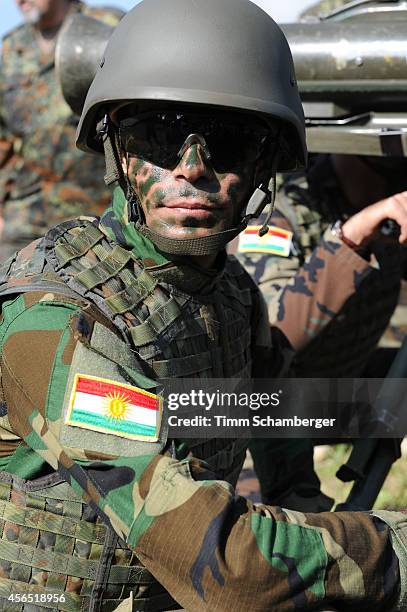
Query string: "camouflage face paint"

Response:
xmin=125 ymin=141 xmax=254 ymax=241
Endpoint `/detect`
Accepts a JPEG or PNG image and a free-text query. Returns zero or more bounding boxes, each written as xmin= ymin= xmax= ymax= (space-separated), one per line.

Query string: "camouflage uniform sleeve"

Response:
xmin=239 ymin=216 xmax=374 ymax=352
xmin=0 ymin=48 xmax=15 ymax=205
xmin=273 ymin=228 xmax=374 ymax=351
xmin=1 ymin=293 xmax=405 ymax=611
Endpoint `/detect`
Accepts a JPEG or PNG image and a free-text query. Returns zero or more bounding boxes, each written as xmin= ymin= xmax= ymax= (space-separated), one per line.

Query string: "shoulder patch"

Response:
xmin=66 ymin=374 xmax=162 ymax=442
xmin=59 ymin=325 xmax=167 ymax=458
xmin=238 ymin=225 xmax=293 ymax=257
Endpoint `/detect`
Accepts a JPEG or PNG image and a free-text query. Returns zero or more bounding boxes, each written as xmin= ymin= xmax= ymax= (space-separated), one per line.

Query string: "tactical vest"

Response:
xmin=0 ymin=218 xmax=262 ymax=610
xmin=0 ymin=472 xmax=178 ymax=611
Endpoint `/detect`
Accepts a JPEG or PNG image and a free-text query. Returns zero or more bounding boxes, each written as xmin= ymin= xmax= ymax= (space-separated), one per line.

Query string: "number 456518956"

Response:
xmin=8 ymin=593 xmax=66 ymax=603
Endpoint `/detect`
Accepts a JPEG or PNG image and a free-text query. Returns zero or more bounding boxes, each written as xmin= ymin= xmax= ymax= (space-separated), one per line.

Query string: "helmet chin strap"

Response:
xmin=98 ymin=114 xmax=281 ymax=256
xmin=136 ymin=218 xmax=248 ymax=256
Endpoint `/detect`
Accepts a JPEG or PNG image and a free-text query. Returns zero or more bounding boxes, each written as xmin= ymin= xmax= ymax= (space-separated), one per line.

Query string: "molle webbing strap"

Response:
xmin=0 ymin=542 xmax=160 ymax=591
xmin=47 ymin=219 xmax=254 ymax=377
xmin=0 ymin=498 xmax=105 ymax=543
xmin=104 ymin=271 xmax=157 ymax=314
xmin=129 ymin=297 xmax=186 ymax=347
xmin=0 ymin=577 xmax=82 ymax=611
xmin=75 ymin=245 xmax=132 ymax=290
xmin=55 ymin=224 xmax=104 ymax=267
xmin=153 ymin=349 xmax=215 ymax=378
xmin=46 ymin=220 xmax=192 ymax=359
xmin=0 ymin=539 xmax=104 ymax=581
xmin=0 ymin=577 xmax=176 ymax=612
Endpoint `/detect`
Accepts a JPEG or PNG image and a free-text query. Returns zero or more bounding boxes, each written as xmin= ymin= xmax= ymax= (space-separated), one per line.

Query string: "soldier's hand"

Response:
xmin=342 ymin=191 xmax=407 ymax=248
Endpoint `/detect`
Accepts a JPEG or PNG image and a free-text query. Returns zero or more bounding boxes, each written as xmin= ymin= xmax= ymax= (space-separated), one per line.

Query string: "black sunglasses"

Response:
xmin=114 ymin=108 xmax=275 ymax=173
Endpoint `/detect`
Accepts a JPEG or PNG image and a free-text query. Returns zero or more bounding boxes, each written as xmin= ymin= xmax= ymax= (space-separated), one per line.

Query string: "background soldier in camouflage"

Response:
xmin=0 ymin=0 xmax=121 ymax=261
xmin=0 ymin=1 xmax=406 ymax=610
xmin=239 ymin=152 xmax=407 ymax=510
xmin=240 ymin=0 xmax=407 ymax=512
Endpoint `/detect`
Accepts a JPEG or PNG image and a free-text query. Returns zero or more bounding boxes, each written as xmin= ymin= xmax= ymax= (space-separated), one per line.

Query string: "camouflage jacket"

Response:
xmin=0 ymin=190 xmax=404 ymax=611
xmin=237 ymin=164 xmax=407 ymax=377
xmin=0 ymin=1 xmax=120 ymax=248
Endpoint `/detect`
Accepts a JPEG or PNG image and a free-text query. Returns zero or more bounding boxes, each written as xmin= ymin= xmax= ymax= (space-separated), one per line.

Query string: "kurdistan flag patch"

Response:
xmin=66 ymin=374 xmax=162 ymax=441
xmin=238 ymin=225 xmax=293 ymax=256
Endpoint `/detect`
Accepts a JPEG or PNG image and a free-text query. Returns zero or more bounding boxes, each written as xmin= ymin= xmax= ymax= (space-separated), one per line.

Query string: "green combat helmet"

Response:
xmin=76 ymin=0 xmax=307 ymax=256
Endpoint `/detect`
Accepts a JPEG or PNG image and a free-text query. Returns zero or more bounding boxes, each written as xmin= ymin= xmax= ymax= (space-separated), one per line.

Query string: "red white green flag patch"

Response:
xmin=66 ymin=374 xmax=162 ymax=441
xmin=238 ymin=225 xmax=293 ymax=256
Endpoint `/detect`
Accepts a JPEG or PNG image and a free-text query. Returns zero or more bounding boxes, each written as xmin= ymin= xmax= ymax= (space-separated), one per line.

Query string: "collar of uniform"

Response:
xmin=99 ymin=187 xmax=227 ymax=294
xmin=99 ymin=186 xmax=169 ymax=266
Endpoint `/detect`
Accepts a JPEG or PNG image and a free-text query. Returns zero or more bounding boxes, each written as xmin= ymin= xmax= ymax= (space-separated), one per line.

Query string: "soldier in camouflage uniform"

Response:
xmin=0 ymin=0 xmax=406 ymax=610
xmin=0 ymin=0 xmax=121 ymax=261
xmin=242 ymin=0 xmax=407 ymax=511
xmin=240 ymin=152 xmax=407 ymax=510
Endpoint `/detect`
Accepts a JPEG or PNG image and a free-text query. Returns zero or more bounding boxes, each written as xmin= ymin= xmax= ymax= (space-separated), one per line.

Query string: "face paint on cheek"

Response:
xmin=128 ymin=159 xmax=162 ymax=210
xmin=127 ymin=159 xmax=179 ymax=232
xmin=139 ymin=167 xmax=163 ymax=198
xmin=213 ymin=170 xmax=251 ymax=221
xmin=130 ymin=158 xmax=145 ymax=174
xmin=227 ymin=182 xmax=243 ymax=217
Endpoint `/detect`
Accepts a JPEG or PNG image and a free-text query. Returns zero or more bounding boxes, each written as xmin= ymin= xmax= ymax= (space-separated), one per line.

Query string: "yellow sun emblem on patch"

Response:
xmin=104 ymin=391 xmax=130 ymax=421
